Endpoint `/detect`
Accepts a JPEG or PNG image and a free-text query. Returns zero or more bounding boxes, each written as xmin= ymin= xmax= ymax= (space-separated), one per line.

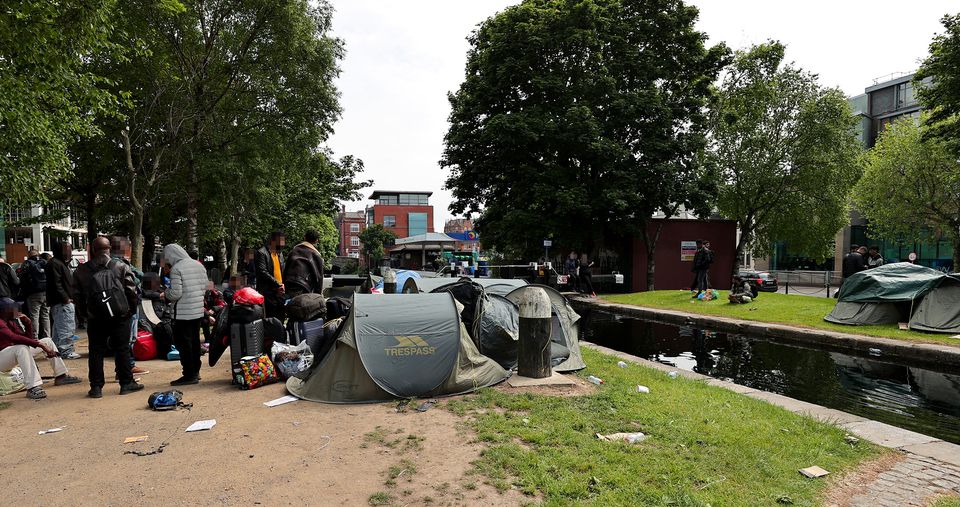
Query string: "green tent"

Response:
xmin=286 ymin=293 xmax=510 ymax=403
xmin=909 ymin=275 xmax=960 ymax=333
xmin=825 ymin=263 xmax=949 ymax=327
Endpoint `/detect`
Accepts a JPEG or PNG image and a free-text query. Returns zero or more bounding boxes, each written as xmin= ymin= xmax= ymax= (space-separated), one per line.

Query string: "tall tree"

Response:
xmin=0 ymin=0 xmax=120 ymax=204
xmin=710 ymin=42 xmax=862 ymax=272
xmin=916 ymin=13 xmax=960 ymax=153
xmin=853 ymin=117 xmax=960 ymax=269
xmin=358 ymin=225 xmax=397 ymax=270
xmin=442 ymin=0 xmax=728 ymax=287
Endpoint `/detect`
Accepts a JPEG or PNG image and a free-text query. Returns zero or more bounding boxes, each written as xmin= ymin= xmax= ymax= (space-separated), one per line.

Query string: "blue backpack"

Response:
xmin=147 ymin=390 xmax=184 ymax=411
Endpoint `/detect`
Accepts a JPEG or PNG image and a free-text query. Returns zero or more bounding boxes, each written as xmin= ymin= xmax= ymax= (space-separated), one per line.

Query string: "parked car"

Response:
xmin=738 ymin=270 xmax=778 ymax=293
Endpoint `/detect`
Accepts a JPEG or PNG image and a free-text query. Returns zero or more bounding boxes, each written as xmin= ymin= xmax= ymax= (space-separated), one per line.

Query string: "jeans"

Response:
xmin=0 ymin=338 xmax=69 ymax=389
xmin=128 ymin=307 xmax=139 ymax=367
xmin=173 ymin=319 xmax=202 ymax=379
xmin=27 ymin=292 xmax=50 ymax=340
xmin=51 ymin=303 xmax=76 ymax=355
xmin=87 ymin=316 xmax=134 ymax=388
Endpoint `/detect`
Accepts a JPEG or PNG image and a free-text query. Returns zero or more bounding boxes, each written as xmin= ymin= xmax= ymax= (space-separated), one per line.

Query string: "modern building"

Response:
xmin=366 ymin=190 xmax=434 ymax=239
xmin=2 ymin=204 xmax=87 ymax=262
xmin=335 ymin=208 xmax=366 ymax=258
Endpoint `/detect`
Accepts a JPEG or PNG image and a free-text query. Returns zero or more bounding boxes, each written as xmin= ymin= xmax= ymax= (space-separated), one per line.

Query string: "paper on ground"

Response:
xmin=38 ymin=427 xmax=63 ymax=435
xmin=124 ymin=435 xmax=149 ymax=443
xmin=264 ymin=395 xmax=298 ymax=407
xmin=185 ymin=419 xmax=217 ymax=432
xmin=799 ymin=466 xmax=830 ymax=478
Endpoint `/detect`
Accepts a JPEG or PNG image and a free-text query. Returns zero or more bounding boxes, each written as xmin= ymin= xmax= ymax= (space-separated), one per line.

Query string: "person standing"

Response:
xmin=74 ymin=237 xmax=143 ymax=398
xmin=579 ymin=253 xmax=595 ymax=296
xmin=255 ymin=231 xmax=287 ymax=320
xmin=867 ymin=246 xmax=885 ymax=269
xmin=283 ymin=230 xmax=326 ymax=297
xmin=161 ymin=244 xmax=207 ymax=386
xmin=689 ymin=239 xmax=703 ymax=293
xmin=0 ymin=257 xmax=19 ymax=299
xmin=20 ymin=249 xmax=50 ymax=340
xmin=564 ymin=251 xmax=580 ymax=293
xmin=701 ymin=240 xmax=715 ymax=291
xmin=46 ymin=242 xmax=80 ymax=359
xmin=838 ymin=244 xmax=867 ymax=297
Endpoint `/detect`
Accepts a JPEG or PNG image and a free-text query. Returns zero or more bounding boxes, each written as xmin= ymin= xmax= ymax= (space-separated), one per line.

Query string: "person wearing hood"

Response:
xmin=162 ymin=243 xmax=208 ymax=386
xmin=255 ymin=231 xmax=287 ymax=320
xmin=283 ymin=230 xmax=325 ymax=298
xmin=46 ymin=242 xmax=79 ymax=359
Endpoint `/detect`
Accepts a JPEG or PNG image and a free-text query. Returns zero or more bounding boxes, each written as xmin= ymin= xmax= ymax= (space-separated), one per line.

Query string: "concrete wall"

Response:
xmin=630 ymin=219 xmax=738 ymax=291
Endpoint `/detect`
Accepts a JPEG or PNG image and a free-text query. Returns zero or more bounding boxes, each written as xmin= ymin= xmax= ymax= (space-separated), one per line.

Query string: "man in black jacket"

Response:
xmin=46 ymin=242 xmax=79 ymax=359
xmin=20 ymin=249 xmax=50 ymax=340
xmin=284 ymin=230 xmax=325 ymax=298
xmin=0 ymin=257 xmax=18 ymax=299
xmin=255 ymin=231 xmax=286 ymax=320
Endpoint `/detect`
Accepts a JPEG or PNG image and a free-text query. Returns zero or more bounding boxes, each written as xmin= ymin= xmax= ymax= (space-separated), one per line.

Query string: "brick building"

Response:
xmin=366 ymin=190 xmax=434 ymax=239
xmin=336 ymin=209 xmax=366 ymax=258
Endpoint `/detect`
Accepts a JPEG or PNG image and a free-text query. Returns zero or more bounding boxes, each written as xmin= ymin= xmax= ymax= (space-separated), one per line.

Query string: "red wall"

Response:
xmin=631 ymin=219 xmax=737 ymax=292
xmin=372 ymin=205 xmax=434 ymax=238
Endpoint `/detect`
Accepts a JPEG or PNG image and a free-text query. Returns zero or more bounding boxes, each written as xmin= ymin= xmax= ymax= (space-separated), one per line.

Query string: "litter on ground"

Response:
xmin=263 ymin=395 xmax=298 ymax=407
xmin=124 ymin=435 xmax=149 ymax=444
xmin=38 ymin=427 xmax=63 ymax=435
xmin=597 ymin=432 xmax=646 ymax=444
xmin=798 ymin=466 xmax=830 ymax=478
xmin=185 ymin=419 xmax=217 ymax=432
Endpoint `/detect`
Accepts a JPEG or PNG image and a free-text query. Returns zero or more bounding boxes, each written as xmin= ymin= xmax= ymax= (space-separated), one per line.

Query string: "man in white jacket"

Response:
xmin=162 ymin=244 xmax=208 ymax=386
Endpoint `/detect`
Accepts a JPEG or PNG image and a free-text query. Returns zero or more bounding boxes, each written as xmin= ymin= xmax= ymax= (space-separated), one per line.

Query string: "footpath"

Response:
xmin=574 ymin=296 xmax=960 ymax=506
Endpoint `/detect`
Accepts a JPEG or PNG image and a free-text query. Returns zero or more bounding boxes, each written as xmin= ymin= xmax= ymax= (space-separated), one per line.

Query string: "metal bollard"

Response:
xmin=383 ymin=268 xmax=397 ymax=294
xmin=516 ymin=286 xmax=553 ymax=379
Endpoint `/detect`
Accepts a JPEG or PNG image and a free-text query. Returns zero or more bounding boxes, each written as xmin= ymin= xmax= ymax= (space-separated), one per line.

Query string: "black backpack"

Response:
xmin=25 ymin=259 xmax=47 ymax=292
xmin=86 ymin=259 xmax=129 ymax=319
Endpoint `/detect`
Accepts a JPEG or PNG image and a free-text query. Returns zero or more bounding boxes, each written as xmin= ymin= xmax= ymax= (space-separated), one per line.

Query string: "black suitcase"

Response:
xmin=287 ymin=318 xmax=324 ymax=347
xmin=230 ymin=320 xmax=265 ymax=383
xmin=263 ymin=317 xmax=287 ymax=345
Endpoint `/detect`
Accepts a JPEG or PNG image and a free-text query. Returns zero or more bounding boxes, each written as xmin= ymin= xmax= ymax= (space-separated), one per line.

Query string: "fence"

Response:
xmin=764 ymin=270 xmax=842 ymax=297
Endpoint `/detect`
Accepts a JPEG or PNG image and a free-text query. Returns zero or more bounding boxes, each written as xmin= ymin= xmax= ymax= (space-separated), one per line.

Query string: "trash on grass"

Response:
xmin=869 ymin=348 xmax=882 ymax=356
xmin=416 ymin=399 xmax=437 ymax=412
xmin=668 ymin=371 xmax=678 ymax=379
xmin=597 ymin=432 xmax=646 ymax=444
xmin=636 ymin=385 xmax=650 ymax=394
xmin=38 ymin=427 xmax=63 ymax=435
xmin=586 ymin=375 xmax=604 ymax=385
xmin=185 ymin=419 xmax=217 ymax=432
xmin=263 ymin=395 xmax=298 ymax=407
xmin=617 ymin=361 xmax=627 ymax=368
xmin=898 ymin=322 xmax=909 ymax=330
xmin=798 ymin=466 xmax=830 ymax=478
xmin=124 ymin=435 xmax=149 ymax=444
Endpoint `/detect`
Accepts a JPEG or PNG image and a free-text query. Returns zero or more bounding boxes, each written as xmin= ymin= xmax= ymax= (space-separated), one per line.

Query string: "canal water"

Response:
xmin=579 ymin=309 xmax=960 ymax=445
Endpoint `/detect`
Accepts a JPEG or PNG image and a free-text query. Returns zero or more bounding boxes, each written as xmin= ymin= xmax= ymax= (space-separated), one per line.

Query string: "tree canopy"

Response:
xmin=853 ymin=117 xmax=960 ymax=269
xmin=916 ymin=13 xmax=960 ymax=154
xmin=710 ymin=42 xmax=862 ymax=271
xmin=358 ymin=224 xmax=397 ymax=269
xmin=442 ymin=0 xmax=728 ymax=266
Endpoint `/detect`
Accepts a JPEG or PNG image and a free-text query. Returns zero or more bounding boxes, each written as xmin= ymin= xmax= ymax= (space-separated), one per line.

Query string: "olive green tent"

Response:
xmin=286 ymin=293 xmax=510 ymax=403
xmin=909 ymin=275 xmax=960 ymax=333
xmin=505 ymin=284 xmax=586 ymax=372
xmin=825 ymin=263 xmax=948 ymax=327
xmin=401 ymin=276 xmax=526 ymax=295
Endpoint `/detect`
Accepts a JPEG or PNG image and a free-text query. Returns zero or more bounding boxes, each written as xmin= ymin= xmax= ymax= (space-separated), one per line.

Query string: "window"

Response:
xmin=398 ymin=193 xmax=429 ymax=205
xmin=350 ymin=223 xmax=360 ymax=233
xmin=384 ymin=215 xmax=396 ymax=227
xmin=378 ymin=195 xmax=398 ymax=205
xmin=350 ymin=236 xmax=360 ymax=247
xmin=408 ymin=212 xmax=428 ymax=236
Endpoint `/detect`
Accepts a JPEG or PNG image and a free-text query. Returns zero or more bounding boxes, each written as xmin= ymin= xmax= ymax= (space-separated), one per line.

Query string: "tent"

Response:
xmin=402 ymin=276 xmax=527 ymax=295
xmin=401 ymin=277 xmax=459 ymax=294
xmin=375 ymin=269 xmax=422 ymax=294
xmin=505 ymin=284 xmax=586 ymax=372
xmin=909 ymin=275 xmax=960 ymax=333
xmin=286 ymin=293 xmax=509 ymax=403
xmin=471 ymin=278 xmax=527 ymax=296
xmin=825 ymin=263 xmax=949 ymax=327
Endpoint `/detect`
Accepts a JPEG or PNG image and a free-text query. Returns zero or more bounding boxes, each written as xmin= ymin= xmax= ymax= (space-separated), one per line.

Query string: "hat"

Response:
xmin=0 ymin=297 xmax=22 ymax=310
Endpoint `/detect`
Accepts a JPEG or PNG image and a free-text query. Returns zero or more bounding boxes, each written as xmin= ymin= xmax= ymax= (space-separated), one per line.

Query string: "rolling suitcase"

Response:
xmin=286 ymin=318 xmax=324 ymax=347
xmin=230 ymin=320 xmax=265 ymax=384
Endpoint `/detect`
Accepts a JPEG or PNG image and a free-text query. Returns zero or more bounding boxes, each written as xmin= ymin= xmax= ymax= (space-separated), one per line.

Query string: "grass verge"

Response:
xmin=603 ymin=291 xmax=960 ymax=347
xmin=934 ymin=496 xmax=960 ymax=507
xmin=448 ymin=347 xmax=882 ymax=506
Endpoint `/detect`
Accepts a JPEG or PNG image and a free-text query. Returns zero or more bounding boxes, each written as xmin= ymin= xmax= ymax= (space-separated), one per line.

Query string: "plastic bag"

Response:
xmin=234 ymin=287 xmax=265 ymax=306
xmin=270 ymin=341 xmax=313 ymax=380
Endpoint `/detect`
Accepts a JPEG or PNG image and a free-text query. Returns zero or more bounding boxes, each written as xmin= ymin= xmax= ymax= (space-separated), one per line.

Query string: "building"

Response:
xmin=366 ymin=190 xmax=434 ymax=239
xmin=336 ymin=209 xmax=366 ymax=258
xmin=444 ymin=218 xmax=473 ymax=234
xmin=630 ymin=219 xmax=738 ymax=291
xmin=2 ymin=204 xmax=87 ymax=262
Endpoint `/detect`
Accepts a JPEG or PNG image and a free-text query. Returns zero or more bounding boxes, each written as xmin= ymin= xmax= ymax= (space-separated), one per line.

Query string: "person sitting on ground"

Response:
xmin=201 ymin=279 xmax=226 ymax=348
xmin=283 ymin=230 xmax=326 ymax=298
xmin=728 ymin=276 xmax=753 ymax=304
xmin=0 ymin=297 xmax=81 ymax=399
xmin=222 ymin=274 xmax=245 ymax=306
xmin=867 ymin=246 xmax=885 ymax=269
xmin=139 ymin=273 xmax=174 ymax=359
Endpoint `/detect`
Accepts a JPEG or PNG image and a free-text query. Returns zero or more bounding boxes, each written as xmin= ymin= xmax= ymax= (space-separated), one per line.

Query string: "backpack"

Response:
xmin=86 ymin=259 xmax=130 ymax=319
xmin=24 ymin=259 xmax=47 ymax=293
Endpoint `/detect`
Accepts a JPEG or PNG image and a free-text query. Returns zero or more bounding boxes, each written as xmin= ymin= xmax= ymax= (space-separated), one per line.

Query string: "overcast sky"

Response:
xmin=326 ymin=1 xmax=957 ymax=232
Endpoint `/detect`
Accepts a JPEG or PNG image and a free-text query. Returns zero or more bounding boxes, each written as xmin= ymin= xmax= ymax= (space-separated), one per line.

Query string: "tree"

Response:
xmin=710 ymin=42 xmax=863 ymax=273
xmin=442 ymin=0 xmax=728 ymax=287
xmin=916 ymin=13 xmax=960 ymax=153
xmin=358 ymin=225 xmax=397 ymax=269
xmin=853 ymin=117 xmax=960 ymax=269
xmin=0 ymin=0 xmax=120 ymax=204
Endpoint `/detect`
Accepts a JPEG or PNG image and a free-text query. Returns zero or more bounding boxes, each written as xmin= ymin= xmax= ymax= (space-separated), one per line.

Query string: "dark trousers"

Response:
xmin=695 ymin=270 xmax=710 ymax=292
xmin=579 ymin=272 xmax=594 ymax=294
xmin=173 ymin=318 xmax=202 ymax=378
xmin=88 ymin=316 xmax=134 ymax=388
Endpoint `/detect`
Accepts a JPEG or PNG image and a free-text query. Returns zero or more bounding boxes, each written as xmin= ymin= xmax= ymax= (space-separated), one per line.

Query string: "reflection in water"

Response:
xmin=581 ymin=310 xmax=960 ymax=445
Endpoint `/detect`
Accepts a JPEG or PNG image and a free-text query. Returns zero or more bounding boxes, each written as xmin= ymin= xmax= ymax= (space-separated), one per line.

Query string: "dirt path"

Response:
xmin=0 ymin=336 xmax=525 ymax=506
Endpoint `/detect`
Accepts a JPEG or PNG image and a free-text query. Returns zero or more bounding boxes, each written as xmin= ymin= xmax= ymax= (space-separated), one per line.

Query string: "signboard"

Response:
xmin=543 ymin=239 xmax=552 ymax=247
xmin=908 ymin=252 xmax=918 ymax=262
xmin=680 ymin=241 xmax=698 ymax=262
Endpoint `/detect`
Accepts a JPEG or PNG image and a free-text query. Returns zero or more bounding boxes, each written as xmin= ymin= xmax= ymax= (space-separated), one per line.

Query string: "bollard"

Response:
xmin=516 ymin=286 xmax=553 ymax=379
xmin=383 ymin=267 xmax=397 ymax=294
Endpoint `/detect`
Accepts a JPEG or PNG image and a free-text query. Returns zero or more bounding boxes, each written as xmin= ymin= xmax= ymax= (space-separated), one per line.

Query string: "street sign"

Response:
xmin=908 ymin=252 xmax=918 ymax=262
xmin=680 ymin=240 xmax=697 ymax=261
xmin=543 ymin=240 xmax=552 ymax=247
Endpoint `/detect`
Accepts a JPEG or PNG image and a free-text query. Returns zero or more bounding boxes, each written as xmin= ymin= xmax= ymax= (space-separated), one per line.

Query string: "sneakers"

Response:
xmin=54 ymin=374 xmax=82 ymax=386
xmin=119 ymin=382 xmax=145 ymax=395
xmin=170 ymin=376 xmax=199 ymax=386
xmin=130 ymin=366 xmax=151 ymax=374
xmin=64 ymin=352 xmax=82 ymax=360
xmin=27 ymin=386 xmax=47 ymax=400
xmin=88 ymin=386 xmax=103 ymax=398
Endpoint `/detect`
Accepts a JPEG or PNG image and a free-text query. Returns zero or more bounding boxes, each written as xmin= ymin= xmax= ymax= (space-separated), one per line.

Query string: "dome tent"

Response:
xmin=909 ymin=275 xmax=960 ymax=333
xmin=824 ymin=263 xmax=948 ymax=327
xmin=286 ymin=293 xmax=509 ymax=404
xmin=505 ymin=284 xmax=587 ymax=372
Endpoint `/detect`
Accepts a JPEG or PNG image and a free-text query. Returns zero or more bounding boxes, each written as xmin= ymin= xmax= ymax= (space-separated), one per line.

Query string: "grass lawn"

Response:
xmin=935 ymin=496 xmax=960 ymax=507
xmin=448 ymin=347 xmax=882 ymax=506
xmin=602 ymin=290 xmax=960 ymax=347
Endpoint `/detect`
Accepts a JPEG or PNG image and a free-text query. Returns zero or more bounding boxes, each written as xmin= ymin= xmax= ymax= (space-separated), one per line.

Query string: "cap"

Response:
xmin=0 ymin=297 xmax=23 ymax=310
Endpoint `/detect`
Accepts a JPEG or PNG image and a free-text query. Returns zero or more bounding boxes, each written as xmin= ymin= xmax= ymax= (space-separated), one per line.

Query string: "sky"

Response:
xmin=326 ymin=0 xmax=957 ymax=232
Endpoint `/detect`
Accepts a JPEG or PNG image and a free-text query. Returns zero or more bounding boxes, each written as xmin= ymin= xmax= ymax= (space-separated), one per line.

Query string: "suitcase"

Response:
xmin=263 ymin=317 xmax=287 ymax=345
xmin=286 ymin=318 xmax=324 ymax=347
xmin=230 ymin=320 xmax=265 ymax=384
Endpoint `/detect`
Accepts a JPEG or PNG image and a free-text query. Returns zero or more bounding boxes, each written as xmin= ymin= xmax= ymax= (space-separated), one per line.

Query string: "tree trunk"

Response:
xmin=142 ymin=217 xmax=155 ymax=271
xmin=640 ymin=220 xmax=666 ymax=292
xmin=84 ymin=192 xmax=97 ymax=247
xmin=733 ymin=225 xmax=752 ymax=275
xmin=217 ymin=237 xmax=227 ymax=281
xmin=186 ymin=160 xmax=199 ymax=253
xmin=130 ymin=204 xmax=144 ymax=271
xmin=229 ymin=232 xmax=240 ymax=277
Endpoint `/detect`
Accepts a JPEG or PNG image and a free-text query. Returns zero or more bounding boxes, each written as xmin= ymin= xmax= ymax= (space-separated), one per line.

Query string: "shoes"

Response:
xmin=119 ymin=382 xmax=145 ymax=395
xmin=54 ymin=374 xmax=82 ymax=386
xmin=64 ymin=352 xmax=82 ymax=359
xmin=88 ymin=386 xmax=103 ymax=398
xmin=131 ymin=366 xmax=151 ymax=374
xmin=27 ymin=386 xmax=47 ymax=400
xmin=170 ymin=376 xmax=199 ymax=386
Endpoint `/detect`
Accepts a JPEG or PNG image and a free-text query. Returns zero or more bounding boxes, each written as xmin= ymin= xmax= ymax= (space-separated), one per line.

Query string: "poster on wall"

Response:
xmin=680 ymin=241 xmax=698 ymax=262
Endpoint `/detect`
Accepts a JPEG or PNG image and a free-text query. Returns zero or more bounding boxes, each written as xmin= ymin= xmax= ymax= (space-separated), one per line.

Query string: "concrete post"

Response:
xmin=516 ymin=286 xmax=553 ymax=379
xmin=383 ymin=267 xmax=397 ymax=294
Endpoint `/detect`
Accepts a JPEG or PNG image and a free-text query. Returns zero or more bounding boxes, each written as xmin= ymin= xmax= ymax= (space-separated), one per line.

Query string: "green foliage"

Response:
xmin=442 ymin=0 xmax=729 ymax=258
xmin=711 ymin=42 xmax=863 ymax=269
xmin=359 ymin=224 xmax=397 ymax=267
xmin=853 ymin=117 xmax=960 ymax=269
xmin=284 ymin=214 xmax=338 ymax=259
xmin=916 ymin=13 xmax=960 ymax=155
xmin=449 ymin=347 xmax=880 ymax=505
xmin=603 ymin=291 xmax=960 ymax=346
xmin=0 ymin=0 xmax=121 ymax=205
